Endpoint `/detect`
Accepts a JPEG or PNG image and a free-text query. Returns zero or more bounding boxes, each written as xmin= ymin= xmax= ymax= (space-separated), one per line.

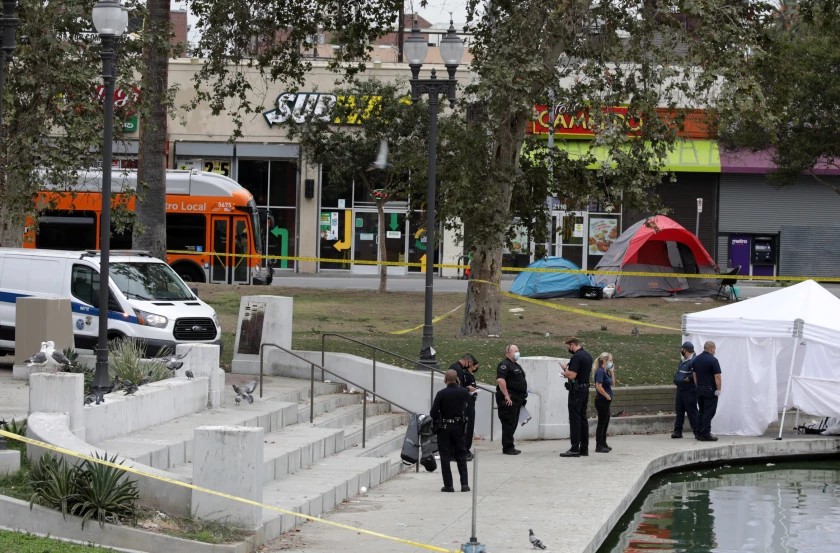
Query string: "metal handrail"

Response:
xmin=320 ymin=333 xmax=495 ymax=442
xmin=259 ymin=342 xmax=418 ymax=449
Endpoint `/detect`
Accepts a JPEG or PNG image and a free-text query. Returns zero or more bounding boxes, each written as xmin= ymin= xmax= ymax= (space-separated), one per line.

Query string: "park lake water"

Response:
xmin=598 ymin=459 xmax=840 ymax=553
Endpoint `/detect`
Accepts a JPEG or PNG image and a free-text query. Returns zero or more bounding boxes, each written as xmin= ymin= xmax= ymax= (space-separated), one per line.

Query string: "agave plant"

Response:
xmin=72 ymin=453 xmax=139 ymax=529
xmin=108 ymin=339 xmax=169 ymax=385
xmin=29 ymin=453 xmax=79 ymax=519
xmin=0 ymin=417 xmax=28 ymax=454
xmin=60 ymin=347 xmax=94 ymax=390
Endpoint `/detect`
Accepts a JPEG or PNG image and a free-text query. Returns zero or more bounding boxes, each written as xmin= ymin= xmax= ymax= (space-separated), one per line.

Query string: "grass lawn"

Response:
xmin=0 ymin=531 xmax=119 ymax=552
xmin=197 ymin=283 xmax=718 ymax=387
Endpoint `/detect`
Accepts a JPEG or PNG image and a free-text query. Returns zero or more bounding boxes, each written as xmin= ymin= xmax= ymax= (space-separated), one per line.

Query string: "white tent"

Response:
xmin=683 ymin=280 xmax=840 ymax=436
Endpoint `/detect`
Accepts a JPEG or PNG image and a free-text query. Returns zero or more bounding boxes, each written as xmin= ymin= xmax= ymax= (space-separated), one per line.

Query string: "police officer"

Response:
xmin=559 ymin=337 xmax=593 ymax=457
xmin=448 ymin=353 xmax=479 ymax=460
xmin=672 ymin=341 xmax=700 ymax=439
xmin=693 ymin=340 xmax=722 ymax=441
xmin=431 ymin=369 xmax=471 ymax=492
xmin=496 ymin=344 xmax=528 ymax=455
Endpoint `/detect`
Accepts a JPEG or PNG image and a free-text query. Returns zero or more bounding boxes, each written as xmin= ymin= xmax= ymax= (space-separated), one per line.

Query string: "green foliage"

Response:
xmin=1 ymin=417 xmax=28 ymax=456
xmin=0 ymin=530 xmax=120 ymax=552
xmin=72 ymin=453 xmax=139 ymax=529
xmin=29 ymin=453 xmax=139 ymax=529
xmin=188 ymin=0 xmax=402 ymax=135
xmin=60 ymin=348 xmax=94 ymax=391
xmin=108 ymin=339 xmax=169 ymax=385
xmin=0 ymin=461 xmax=33 ymax=501
xmin=29 ymin=454 xmax=79 ymax=519
xmin=718 ymin=0 xmax=840 ymax=190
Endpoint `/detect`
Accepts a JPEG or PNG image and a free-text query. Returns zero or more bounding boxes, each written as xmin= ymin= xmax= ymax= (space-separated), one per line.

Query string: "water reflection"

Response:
xmin=600 ymin=461 xmax=840 ymax=553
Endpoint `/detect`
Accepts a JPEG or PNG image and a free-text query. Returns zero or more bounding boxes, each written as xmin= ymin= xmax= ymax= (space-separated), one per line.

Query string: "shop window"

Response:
xmin=268 ymin=160 xmax=297 ymax=207
xmin=320 ymin=166 xmax=352 ymax=208
xmin=266 ymin=207 xmax=296 ymax=270
xmin=237 ymin=159 xmax=269 ymax=206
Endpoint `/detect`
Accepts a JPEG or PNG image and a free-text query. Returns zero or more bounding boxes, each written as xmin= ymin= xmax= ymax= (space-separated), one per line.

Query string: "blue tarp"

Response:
xmin=509 ymin=257 xmax=595 ymax=298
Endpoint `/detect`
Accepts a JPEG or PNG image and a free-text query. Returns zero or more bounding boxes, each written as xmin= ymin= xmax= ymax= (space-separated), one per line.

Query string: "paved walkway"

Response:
xmin=261 ymin=430 xmax=840 ymax=553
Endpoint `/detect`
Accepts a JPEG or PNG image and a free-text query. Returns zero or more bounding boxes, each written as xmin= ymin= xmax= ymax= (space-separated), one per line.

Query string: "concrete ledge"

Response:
xmin=26 ymin=412 xmax=192 ymax=516
xmin=83 ymin=376 xmax=210 ymax=444
xmin=585 ymin=437 xmax=840 ymax=553
xmin=0 ymin=449 xmax=20 ymax=476
xmin=0 ymin=495 xmax=253 ymax=553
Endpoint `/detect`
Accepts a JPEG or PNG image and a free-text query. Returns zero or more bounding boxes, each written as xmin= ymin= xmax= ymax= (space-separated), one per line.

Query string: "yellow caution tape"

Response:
xmin=0 ymin=430 xmax=457 ymax=553
xmin=166 ymin=249 xmax=840 ymax=283
xmin=388 ymin=303 xmax=465 ymax=335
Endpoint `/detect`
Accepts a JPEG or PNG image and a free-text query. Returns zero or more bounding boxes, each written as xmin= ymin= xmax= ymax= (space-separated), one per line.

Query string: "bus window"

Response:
xmin=167 ymin=214 xmax=206 ymax=252
xmin=36 ymin=211 xmax=96 ymax=250
xmin=234 ymin=218 xmax=248 ymax=282
xmin=111 ymin=222 xmax=133 ymax=250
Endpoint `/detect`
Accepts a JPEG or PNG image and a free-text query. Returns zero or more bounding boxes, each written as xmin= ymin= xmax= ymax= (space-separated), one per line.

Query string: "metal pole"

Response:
xmin=372 ymin=350 xmax=377 ymax=403
xmin=419 ymin=85 xmax=439 ymax=368
xmin=362 ymin=391 xmax=367 ymax=448
xmin=470 ymin=450 xmax=478 ymax=540
xmin=93 ymin=33 xmax=116 ymax=393
xmin=310 ymin=363 xmax=316 ymax=423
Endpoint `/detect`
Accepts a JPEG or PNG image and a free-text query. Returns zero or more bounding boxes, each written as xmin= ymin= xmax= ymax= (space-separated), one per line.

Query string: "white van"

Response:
xmin=0 ymin=248 xmax=221 ymax=357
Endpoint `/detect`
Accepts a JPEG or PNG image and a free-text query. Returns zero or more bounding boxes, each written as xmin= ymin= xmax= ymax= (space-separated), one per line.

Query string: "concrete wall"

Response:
xmin=14 ymin=297 xmax=73 ymax=365
xmin=261 ymin=350 xmax=575 ymax=441
xmin=232 ymin=296 xmax=293 ymax=373
xmin=26 ymin=413 xmax=192 ymax=515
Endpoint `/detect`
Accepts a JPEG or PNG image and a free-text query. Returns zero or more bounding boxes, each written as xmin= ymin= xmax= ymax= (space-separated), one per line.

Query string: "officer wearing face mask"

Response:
xmin=496 ymin=344 xmax=528 ymax=455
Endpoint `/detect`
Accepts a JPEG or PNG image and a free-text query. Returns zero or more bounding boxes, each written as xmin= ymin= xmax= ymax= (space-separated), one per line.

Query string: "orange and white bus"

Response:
xmin=26 ymin=169 xmax=272 ymax=285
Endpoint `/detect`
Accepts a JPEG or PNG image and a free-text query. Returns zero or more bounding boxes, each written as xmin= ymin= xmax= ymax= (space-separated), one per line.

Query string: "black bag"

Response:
xmin=400 ymin=414 xmax=438 ymax=471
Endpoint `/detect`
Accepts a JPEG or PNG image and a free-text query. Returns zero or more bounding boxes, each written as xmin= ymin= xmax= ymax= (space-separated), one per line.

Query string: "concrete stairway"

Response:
xmin=87 ymin=373 xmax=412 ymax=543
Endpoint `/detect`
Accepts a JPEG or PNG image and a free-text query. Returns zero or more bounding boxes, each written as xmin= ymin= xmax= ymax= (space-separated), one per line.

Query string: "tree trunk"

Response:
xmin=461 ymin=113 xmax=528 ymax=336
xmin=0 ymin=203 xmax=24 ymax=247
xmin=377 ymin=201 xmax=387 ymax=293
xmin=133 ymin=0 xmax=169 ymax=260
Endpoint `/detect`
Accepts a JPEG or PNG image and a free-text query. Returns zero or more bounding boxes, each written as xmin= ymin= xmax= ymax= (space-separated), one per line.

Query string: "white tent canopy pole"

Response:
xmin=777 ymin=318 xmax=805 ymax=440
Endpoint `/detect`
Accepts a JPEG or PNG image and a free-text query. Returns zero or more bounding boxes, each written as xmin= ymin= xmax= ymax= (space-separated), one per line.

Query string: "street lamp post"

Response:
xmin=406 ymin=19 xmax=464 ymax=367
xmin=91 ymin=0 xmax=128 ymax=395
xmin=0 ymin=0 xmax=15 ymax=451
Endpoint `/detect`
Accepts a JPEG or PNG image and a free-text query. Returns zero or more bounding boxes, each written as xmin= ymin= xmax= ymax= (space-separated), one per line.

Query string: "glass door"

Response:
xmin=351 ymin=210 xmax=407 ymax=276
xmin=211 ymin=215 xmax=251 ymax=284
xmin=552 ymin=211 xmax=587 ymax=269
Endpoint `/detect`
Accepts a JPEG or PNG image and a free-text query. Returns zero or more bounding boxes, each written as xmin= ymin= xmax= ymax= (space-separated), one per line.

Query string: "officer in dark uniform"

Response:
xmin=448 ymin=353 xmax=479 ymax=460
xmin=496 ymin=344 xmax=528 ymax=455
xmin=560 ymin=337 xmax=593 ymax=457
xmin=672 ymin=341 xmax=700 ymax=439
xmin=431 ymin=369 xmax=471 ymax=492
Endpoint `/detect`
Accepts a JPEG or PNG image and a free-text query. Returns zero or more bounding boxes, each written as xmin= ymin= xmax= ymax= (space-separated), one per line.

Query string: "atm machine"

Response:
xmin=751 ymin=235 xmax=777 ymax=277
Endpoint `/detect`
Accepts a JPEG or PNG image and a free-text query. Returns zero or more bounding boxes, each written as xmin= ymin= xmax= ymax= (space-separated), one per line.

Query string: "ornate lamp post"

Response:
xmin=91 ymin=0 xmax=128 ymax=394
xmin=406 ymin=20 xmax=464 ymax=367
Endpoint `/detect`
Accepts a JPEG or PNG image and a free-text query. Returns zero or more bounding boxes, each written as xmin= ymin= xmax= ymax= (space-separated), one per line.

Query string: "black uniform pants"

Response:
xmin=594 ymin=395 xmax=611 ymax=448
xmin=674 ymin=386 xmax=699 ymax=434
xmin=437 ymin=424 xmax=468 ymax=488
xmin=497 ymin=401 xmax=522 ymax=452
xmin=568 ymin=389 xmax=589 ymax=452
xmin=698 ymin=389 xmax=718 ymax=437
xmin=465 ymin=401 xmax=476 ymax=451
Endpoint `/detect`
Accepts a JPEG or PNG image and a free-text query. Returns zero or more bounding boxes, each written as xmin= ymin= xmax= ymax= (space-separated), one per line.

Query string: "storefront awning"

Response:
xmin=551 ymin=139 xmax=721 ymax=173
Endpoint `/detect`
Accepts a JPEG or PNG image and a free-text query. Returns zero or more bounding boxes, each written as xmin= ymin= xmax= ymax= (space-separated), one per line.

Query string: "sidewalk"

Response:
xmin=261 ymin=430 xmax=840 ymax=553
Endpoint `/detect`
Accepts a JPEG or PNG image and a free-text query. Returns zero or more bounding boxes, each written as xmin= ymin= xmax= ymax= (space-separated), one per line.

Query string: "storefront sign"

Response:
xmin=263 ymin=92 xmax=383 ymax=127
xmin=529 ymin=105 xmax=643 ymax=137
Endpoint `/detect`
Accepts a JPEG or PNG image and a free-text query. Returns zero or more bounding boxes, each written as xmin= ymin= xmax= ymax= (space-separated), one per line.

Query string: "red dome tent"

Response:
xmin=593 ymin=215 xmax=719 ymax=297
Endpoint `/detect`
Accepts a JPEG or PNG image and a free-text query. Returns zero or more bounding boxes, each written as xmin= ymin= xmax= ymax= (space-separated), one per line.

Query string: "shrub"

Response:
xmin=29 ymin=454 xmax=79 ymax=519
xmin=72 ymin=453 xmax=139 ymax=529
xmin=60 ymin=348 xmax=94 ymax=391
xmin=108 ymin=339 xmax=169 ymax=385
xmin=29 ymin=452 xmax=139 ymax=529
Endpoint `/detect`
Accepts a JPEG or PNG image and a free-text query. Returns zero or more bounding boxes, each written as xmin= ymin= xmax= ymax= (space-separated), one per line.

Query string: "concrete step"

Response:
xmin=309 ymin=400 xmax=394 ymax=430
xmin=258 ymin=455 xmax=395 ymax=540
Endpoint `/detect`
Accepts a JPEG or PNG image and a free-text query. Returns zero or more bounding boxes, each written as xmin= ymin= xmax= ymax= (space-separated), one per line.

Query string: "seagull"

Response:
xmin=25 ymin=342 xmax=49 ymax=366
xmin=529 ymin=529 xmax=547 ymax=550
xmin=185 ymin=370 xmax=194 ymax=380
xmin=368 ymin=138 xmax=393 ymax=171
xmin=45 ymin=341 xmax=74 ymax=368
xmin=155 ymin=348 xmax=192 ymax=370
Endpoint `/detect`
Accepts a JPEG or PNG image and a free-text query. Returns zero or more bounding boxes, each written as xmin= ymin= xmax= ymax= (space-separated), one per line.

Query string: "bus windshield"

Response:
xmin=110 ymin=262 xmax=196 ymax=301
xmin=249 ymin=199 xmax=264 ymax=255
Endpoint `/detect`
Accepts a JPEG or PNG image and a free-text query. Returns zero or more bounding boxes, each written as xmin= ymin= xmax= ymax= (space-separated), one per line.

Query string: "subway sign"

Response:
xmin=263 ymin=92 xmax=383 ymax=127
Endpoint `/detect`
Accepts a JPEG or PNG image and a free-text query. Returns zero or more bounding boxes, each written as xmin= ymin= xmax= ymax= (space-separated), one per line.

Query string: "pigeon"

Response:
xmin=529 ymin=529 xmax=547 ymax=550
xmin=232 ymin=380 xmax=257 ymax=404
xmin=630 ymin=326 xmax=639 ymax=336
xmin=155 ymin=348 xmax=191 ymax=370
xmin=139 ymin=370 xmax=153 ymax=386
xmin=25 ymin=342 xmax=49 ymax=366
xmin=84 ymin=394 xmax=95 ymax=406
xmin=185 ymin=370 xmax=194 ymax=380
xmin=368 ymin=138 xmax=393 ymax=171
xmin=123 ymin=381 xmax=138 ymax=395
